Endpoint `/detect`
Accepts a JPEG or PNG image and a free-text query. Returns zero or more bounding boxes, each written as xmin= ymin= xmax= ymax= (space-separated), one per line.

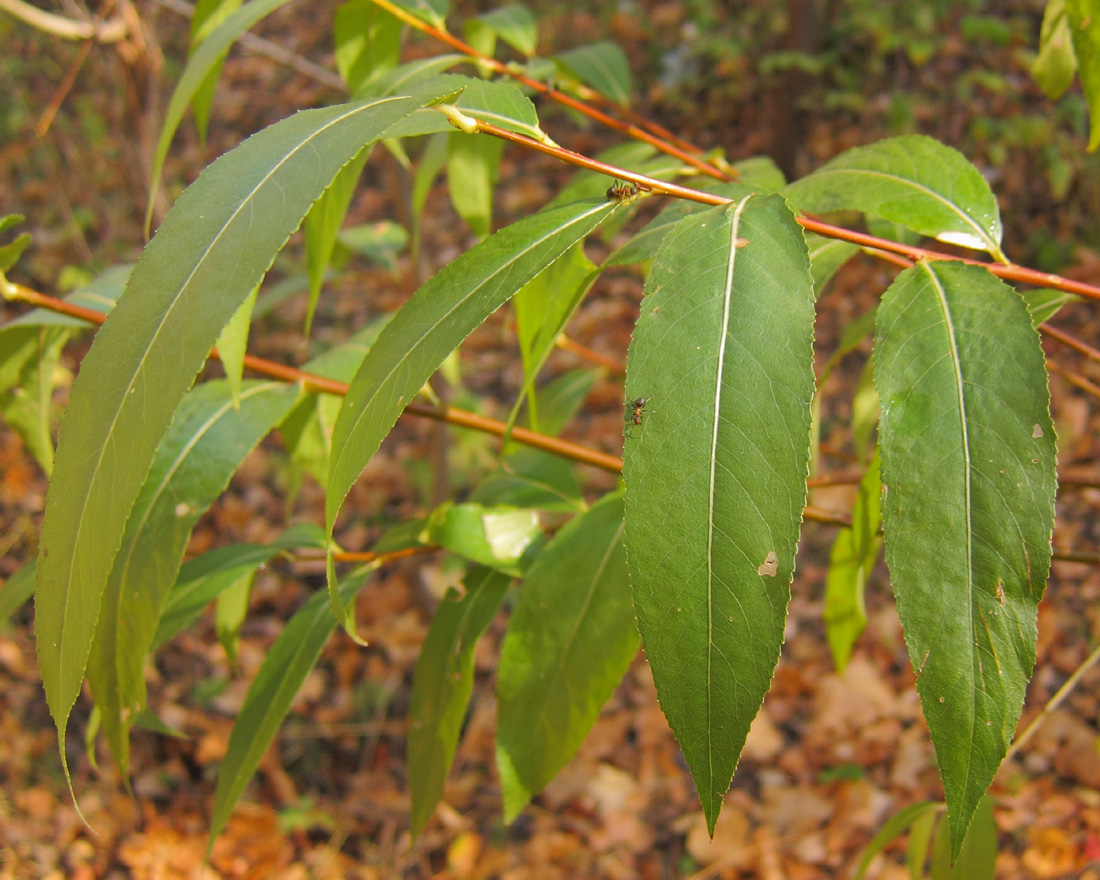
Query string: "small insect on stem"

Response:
xmin=606 ymin=179 xmax=650 ymax=204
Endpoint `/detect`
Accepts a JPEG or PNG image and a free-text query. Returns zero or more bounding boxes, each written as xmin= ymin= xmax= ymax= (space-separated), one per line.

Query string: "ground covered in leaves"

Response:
xmin=4 ymin=1 xmax=1100 ymax=878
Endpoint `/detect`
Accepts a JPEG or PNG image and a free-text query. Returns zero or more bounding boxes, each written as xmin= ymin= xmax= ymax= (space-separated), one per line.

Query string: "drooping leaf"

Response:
xmin=154 ymin=523 xmax=326 ymax=648
xmin=874 ymin=261 xmax=1056 ymax=858
xmin=188 ymin=0 xmax=244 ymax=143
xmin=554 ymin=41 xmax=632 ymax=106
xmin=408 ymin=566 xmax=510 ymax=838
xmin=929 ymin=794 xmax=996 ymax=880
xmin=0 ymin=561 xmax=36 ymax=625
xmin=1066 ymin=0 xmax=1100 ymax=150
xmin=303 ymin=147 xmax=372 ymax=335
xmin=85 ymin=380 xmax=300 ymax=777
xmin=1032 ymin=0 xmax=1076 ymax=100
xmin=325 ymin=199 xmax=618 ymax=536
xmin=623 ymin=194 xmax=816 ymax=832
xmin=425 ymin=502 xmax=541 ymax=574
xmin=447 ymin=131 xmax=504 ymax=238
xmin=334 ymin=0 xmax=403 ymax=95
xmin=146 ymin=0 xmax=294 ymax=227
xmin=214 ymin=285 xmax=258 ymax=406
xmin=783 ymin=135 xmax=1005 ymax=259
xmin=466 ymin=4 xmax=538 ymax=57
xmin=824 ymin=447 xmax=882 ymax=672
xmin=208 ymin=568 xmax=371 ymax=848
xmin=36 ymin=94 xmax=438 ymax=787
xmin=496 ymin=491 xmax=638 ymax=820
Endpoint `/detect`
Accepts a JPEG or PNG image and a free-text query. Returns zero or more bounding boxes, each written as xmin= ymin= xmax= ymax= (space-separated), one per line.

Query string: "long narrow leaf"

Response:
xmin=326 ymin=198 xmax=617 ymax=535
xmin=496 ymin=491 xmax=638 ymax=820
xmin=36 ymin=94 xmax=438 ymax=786
xmin=623 ymin=194 xmax=816 ymax=833
xmin=874 ymin=261 xmax=1055 ymax=858
xmin=208 ymin=569 xmax=370 ymax=847
xmin=86 ymin=380 xmax=300 ymax=778
xmin=408 ymin=566 xmax=510 ymax=838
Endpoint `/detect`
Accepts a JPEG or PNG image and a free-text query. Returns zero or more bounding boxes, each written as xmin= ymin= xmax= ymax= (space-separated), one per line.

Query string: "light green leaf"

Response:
xmin=554 ymin=41 xmax=632 ymax=106
xmin=0 ymin=326 xmax=66 ymax=474
xmin=215 ymin=570 xmax=254 ymax=665
xmin=188 ymin=0 xmax=244 ymax=143
xmin=146 ymin=0 xmax=295 ymax=228
xmin=1033 ymin=0 xmax=1076 ymax=99
xmin=496 ymin=491 xmax=638 ymax=820
xmin=447 ymin=131 xmax=504 ymax=238
xmin=1066 ymin=0 xmax=1100 ymax=150
xmin=930 ymin=794 xmax=996 ymax=880
xmin=824 ymin=447 xmax=882 ymax=672
xmin=208 ymin=569 xmax=370 ymax=848
xmin=303 ymin=148 xmax=371 ymax=335
xmin=325 ymin=198 xmax=617 ymax=535
xmin=408 ymin=566 xmax=509 ymax=838
xmin=853 ymin=800 xmax=938 ymax=880
xmin=387 ymin=0 xmax=447 ymax=29
xmin=334 ymin=0 xmax=403 ymax=95
xmin=623 ymin=194 xmax=816 ymax=833
xmin=154 ymin=523 xmax=325 ymax=648
xmin=467 ymin=4 xmax=537 ymax=57
xmin=37 ymin=95 xmax=435 ymax=788
xmin=907 ymin=808 xmax=938 ymax=880
xmin=1 ymin=561 xmax=36 ymax=625
xmin=783 ymin=135 xmax=1005 ymax=259
xmin=874 ymin=261 xmax=1056 ymax=858
xmin=86 ymin=379 xmax=300 ymax=777
xmin=425 ymin=502 xmax=540 ymax=573
xmin=214 ymin=285 xmax=258 ymax=406
xmin=384 ymin=77 xmax=545 ymax=142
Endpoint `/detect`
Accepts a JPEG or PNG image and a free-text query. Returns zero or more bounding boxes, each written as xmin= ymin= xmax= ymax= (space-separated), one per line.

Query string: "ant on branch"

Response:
xmin=606 ymin=180 xmax=650 ymax=204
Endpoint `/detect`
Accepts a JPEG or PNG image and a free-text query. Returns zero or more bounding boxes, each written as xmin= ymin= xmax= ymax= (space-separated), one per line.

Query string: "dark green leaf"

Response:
xmin=875 ymin=262 xmax=1056 ymax=857
xmin=408 ymin=566 xmax=509 ymax=838
xmin=496 ymin=491 xmax=638 ymax=819
xmin=623 ymin=195 xmax=815 ymax=832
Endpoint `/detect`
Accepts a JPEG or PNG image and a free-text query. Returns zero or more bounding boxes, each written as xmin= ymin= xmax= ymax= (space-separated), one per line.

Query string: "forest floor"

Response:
xmin=3 ymin=2 xmax=1100 ymax=878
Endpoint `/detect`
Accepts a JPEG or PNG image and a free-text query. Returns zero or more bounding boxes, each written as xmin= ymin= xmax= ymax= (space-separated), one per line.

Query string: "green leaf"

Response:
xmin=334 ymin=0 xmax=403 ymax=95
xmin=470 ymin=448 xmax=585 ymax=513
xmin=146 ymin=0 xmax=294 ymax=228
xmin=408 ymin=566 xmax=509 ymax=838
xmin=874 ymin=262 xmax=1056 ymax=858
xmin=605 ymin=181 xmax=754 ymax=267
xmin=208 ymin=569 xmax=371 ymax=848
xmin=215 ymin=570 xmax=254 ymax=665
xmin=387 ymin=0 xmax=447 ymax=29
xmin=1 ymin=561 xmax=36 ymax=625
xmin=447 ymin=131 xmax=504 ymax=238
xmin=303 ymin=148 xmax=371 ymax=335
xmin=359 ymin=54 xmax=469 ymax=100
xmin=731 ymin=156 xmax=786 ymax=191
xmin=5 ymin=264 xmax=130 ymax=329
xmin=425 ymin=502 xmax=541 ymax=574
xmin=37 ymin=95 xmax=434 ymax=788
xmin=496 ymin=491 xmax=638 ymax=820
xmin=824 ymin=447 xmax=882 ymax=672
xmin=0 ymin=326 xmax=66 ymax=474
xmin=783 ymin=135 xmax=1005 ymax=259
xmin=806 ymin=233 xmax=858 ymax=295
xmin=554 ymin=41 xmax=632 ymax=106
xmin=154 ymin=524 xmax=325 ymax=648
xmin=214 ymin=285 xmax=258 ymax=406
xmin=467 ymin=4 xmax=537 ymax=57
xmin=1032 ymin=0 xmax=1077 ymax=100
xmin=907 ymin=808 xmax=938 ymax=880
xmin=623 ymin=194 xmax=816 ymax=833
xmin=188 ymin=0 xmax=244 ymax=142
xmin=852 ymin=800 xmax=938 ymax=880
xmin=86 ymin=379 xmax=299 ymax=776
xmin=1065 ymin=0 xmax=1100 ymax=150
xmin=1022 ymin=287 xmax=1077 ymax=327
xmin=411 ymin=133 xmax=450 ymax=262
xmin=930 ymin=794 xmax=996 ymax=880
xmin=384 ymin=76 xmax=545 ymax=141
xmin=326 ymin=199 xmax=617 ymax=535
